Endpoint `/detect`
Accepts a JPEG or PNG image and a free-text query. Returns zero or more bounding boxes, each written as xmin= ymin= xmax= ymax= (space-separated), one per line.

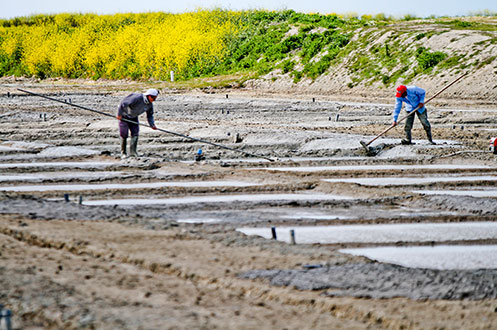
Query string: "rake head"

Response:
xmin=360 ymin=141 xmax=385 ymax=157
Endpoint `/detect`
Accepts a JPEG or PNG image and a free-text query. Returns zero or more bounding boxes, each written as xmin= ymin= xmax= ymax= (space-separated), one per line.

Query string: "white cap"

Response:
xmin=144 ymin=88 xmax=159 ymax=97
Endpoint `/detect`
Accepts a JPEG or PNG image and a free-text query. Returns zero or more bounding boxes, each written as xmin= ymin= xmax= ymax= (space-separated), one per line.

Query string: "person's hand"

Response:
xmin=151 ymin=125 xmax=157 ymax=130
xmin=392 ymin=121 xmax=397 ymax=127
xmin=418 ymin=102 xmax=424 ymax=108
xmin=117 ymin=115 xmax=122 ymax=121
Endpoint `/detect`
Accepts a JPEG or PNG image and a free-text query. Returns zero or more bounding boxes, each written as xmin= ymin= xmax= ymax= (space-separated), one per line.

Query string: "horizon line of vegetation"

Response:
xmin=2 ymin=8 xmax=496 ymax=25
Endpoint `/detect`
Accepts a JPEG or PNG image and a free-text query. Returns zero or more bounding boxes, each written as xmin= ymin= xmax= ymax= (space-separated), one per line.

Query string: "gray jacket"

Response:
xmin=117 ymin=93 xmax=155 ymax=127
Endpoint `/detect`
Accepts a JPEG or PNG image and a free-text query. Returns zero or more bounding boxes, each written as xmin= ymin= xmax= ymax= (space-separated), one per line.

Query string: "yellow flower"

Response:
xmin=0 ymin=10 xmax=241 ymax=79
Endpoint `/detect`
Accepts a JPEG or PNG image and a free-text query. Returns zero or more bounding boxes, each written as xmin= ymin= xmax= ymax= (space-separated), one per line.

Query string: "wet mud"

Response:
xmin=240 ymin=263 xmax=497 ymax=300
xmin=1 ymin=80 xmax=497 ymax=329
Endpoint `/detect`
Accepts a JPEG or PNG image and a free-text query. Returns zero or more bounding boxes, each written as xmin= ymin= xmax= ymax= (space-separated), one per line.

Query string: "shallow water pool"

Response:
xmin=340 ymin=245 xmax=497 ymax=270
xmin=237 ymin=222 xmax=497 ymax=244
xmin=83 ymin=193 xmax=353 ymax=206
xmin=322 ymin=175 xmax=497 ymax=186
xmin=0 ymin=181 xmax=260 ymax=192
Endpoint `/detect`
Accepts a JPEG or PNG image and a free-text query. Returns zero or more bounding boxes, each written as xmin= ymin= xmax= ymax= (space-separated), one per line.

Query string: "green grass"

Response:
xmin=435 ymin=18 xmax=497 ymax=32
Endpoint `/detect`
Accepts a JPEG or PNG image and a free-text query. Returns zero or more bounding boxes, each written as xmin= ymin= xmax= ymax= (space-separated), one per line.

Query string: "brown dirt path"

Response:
xmin=2 ymin=215 xmax=496 ymax=329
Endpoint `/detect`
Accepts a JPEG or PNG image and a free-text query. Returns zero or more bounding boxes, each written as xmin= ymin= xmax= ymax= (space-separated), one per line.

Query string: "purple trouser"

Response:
xmin=119 ymin=117 xmax=139 ymax=138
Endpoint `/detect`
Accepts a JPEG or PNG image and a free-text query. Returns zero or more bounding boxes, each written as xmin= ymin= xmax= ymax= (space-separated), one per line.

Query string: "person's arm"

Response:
xmin=146 ymin=107 xmax=156 ymax=129
xmin=117 ymin=101 xmax=126 ymax=120
xmin=392 ymin=98 xmax=402 ymax=125
xmin=414 ymin=87 xmax=426 ymax=108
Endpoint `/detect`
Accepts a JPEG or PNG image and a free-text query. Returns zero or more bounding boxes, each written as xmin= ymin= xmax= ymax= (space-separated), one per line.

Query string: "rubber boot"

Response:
xmin=120 ymin=137 xmax=127 ymax=159
xmin=426 ymin=129 xmax=436 ymax=145
xmin=401 ymin=130 xmax=412 ymax=145
xmin=130 ymin=136 xmax=139 ymax=157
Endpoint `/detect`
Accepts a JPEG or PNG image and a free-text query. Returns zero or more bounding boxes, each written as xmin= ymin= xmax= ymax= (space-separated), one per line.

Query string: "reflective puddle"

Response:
xmin=0 ymin=146 xmax=20 ymax=152
xmin=0 ymin=171 xmax=127 ymax=183
xmin=280 ymin=211 xmax=352 ymax=220
xmin=237 ymin=222 xmax=497 ymax=244
xmin=181 ymin=158 xmax=272 ymax=164
xmin=0 ymin=161 xmax=119 ymax=169
xmin=322 ymin=175 xmax=497 ymax=186
xmin=249 ymin=164 xmax=491 ymax=173
xmin=413 ymin=189 xmax=497 ymax=198
xmin=340 ymin=245 xmax=497 ymax=270
xmin=176 ymin=218 xmax=223 ymax=224
xmin=0 ymin=181 xmax=260 ymax=192
xmin=83 ymin=193 xmax=353 ymax=206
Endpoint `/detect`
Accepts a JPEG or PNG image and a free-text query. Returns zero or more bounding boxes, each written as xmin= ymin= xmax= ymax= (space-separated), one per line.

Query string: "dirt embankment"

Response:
xmin=246 ymin=21 xmax=497 ymax=104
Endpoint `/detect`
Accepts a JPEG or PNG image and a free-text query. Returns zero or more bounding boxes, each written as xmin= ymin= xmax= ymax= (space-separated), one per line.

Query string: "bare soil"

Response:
xmin=1 ymin=79 xmax=497 ymax=329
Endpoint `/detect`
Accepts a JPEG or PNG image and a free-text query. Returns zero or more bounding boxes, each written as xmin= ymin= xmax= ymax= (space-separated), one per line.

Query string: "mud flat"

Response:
xmin=238 ymin=222 xmax=497 ymax=244
xmin=322 ymin=175 xmax=497 ymax=186
xmin=340 ymin=245 xmax=497 ymax=270
xmin=413 ymin=189 xmax=497 ymax=198
xmin=1 ymin=82 xmax=497 ymax=329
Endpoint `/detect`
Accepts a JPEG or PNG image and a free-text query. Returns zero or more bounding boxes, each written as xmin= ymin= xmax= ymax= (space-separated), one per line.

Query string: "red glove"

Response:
xmin=151 ymin=125 xmax=157 ymax=130
xmin=117 ymin=115 xmax=122 ymax=121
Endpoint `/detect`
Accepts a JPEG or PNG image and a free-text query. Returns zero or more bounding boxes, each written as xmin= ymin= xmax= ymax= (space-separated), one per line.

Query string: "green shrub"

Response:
xmin=291 ymin=70 xmax=302 ymax=83
xmin=402 ymin=14 xmax=418 ymax=21
xmin=279 ymin=59 xmax=295 ymax=73
xmin=416 ymin=47 xmax=447 ymax=71
xmin=415 ymin=33 xmax=426 ymax=40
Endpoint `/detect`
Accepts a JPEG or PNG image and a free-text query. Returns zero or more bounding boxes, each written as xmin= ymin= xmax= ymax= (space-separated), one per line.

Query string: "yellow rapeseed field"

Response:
xmin=0 ymin=10 xmax=241 ymax=80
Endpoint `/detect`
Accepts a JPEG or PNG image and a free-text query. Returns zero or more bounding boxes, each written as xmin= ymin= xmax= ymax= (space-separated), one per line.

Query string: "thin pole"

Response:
xmin=361 ymin=72 xmax=468 ymax=147
xmin=17 ymin=89 xmax=275 ymax=162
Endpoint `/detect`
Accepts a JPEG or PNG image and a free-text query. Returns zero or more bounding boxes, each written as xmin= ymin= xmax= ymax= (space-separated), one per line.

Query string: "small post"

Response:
xmin=271 ymin=227 xmax=277 ymax=240
xmin=64 ymin=193 xmax=70 ymax=202
xmin=226 ymin=110 xmax=230 ymax=115
xmin=226 ymin=94 xmax=229 ymax=99
xmin=460 ymin=125 xmax=464 ymax=130
xmin=43 ymin=113 xmax=47 ymax=121
xmin=6 ymin=92 xmax=10 ymax=98
xmin=290 ymin=229 xmax=296 ymax=245
xmin=312 ymin=97 xmax=315 ymax=102
xmin=335 ymin=114 xmax=340 ymax=121
xmin=328 ymin=116 xmax=331 ymax=121
xmin=78 ymin=195 xmax=83 ymax=205
xmin=170 ymin=71 xmax=174 ymax=82
xmin=0 ymin=306 xmax=13 ymax=330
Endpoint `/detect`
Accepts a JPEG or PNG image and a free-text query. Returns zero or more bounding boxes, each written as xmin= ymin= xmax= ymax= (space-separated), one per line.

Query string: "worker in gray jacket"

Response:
xmin=117 ymin=89 xmax=158 ymax=158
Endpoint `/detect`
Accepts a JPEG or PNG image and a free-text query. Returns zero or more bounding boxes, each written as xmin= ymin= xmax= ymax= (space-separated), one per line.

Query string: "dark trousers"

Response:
xmin=119 ymin=117 xmax=139 ymax=139
xmin=404 ymin=109 xmax=432 ymax=142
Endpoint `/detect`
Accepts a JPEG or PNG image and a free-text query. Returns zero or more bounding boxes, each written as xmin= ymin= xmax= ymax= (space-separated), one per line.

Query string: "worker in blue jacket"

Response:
xmin=117 ymin=89 xmax=159 ymax=158
xmin=392 ymin=85 xmax=435 ymax=145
